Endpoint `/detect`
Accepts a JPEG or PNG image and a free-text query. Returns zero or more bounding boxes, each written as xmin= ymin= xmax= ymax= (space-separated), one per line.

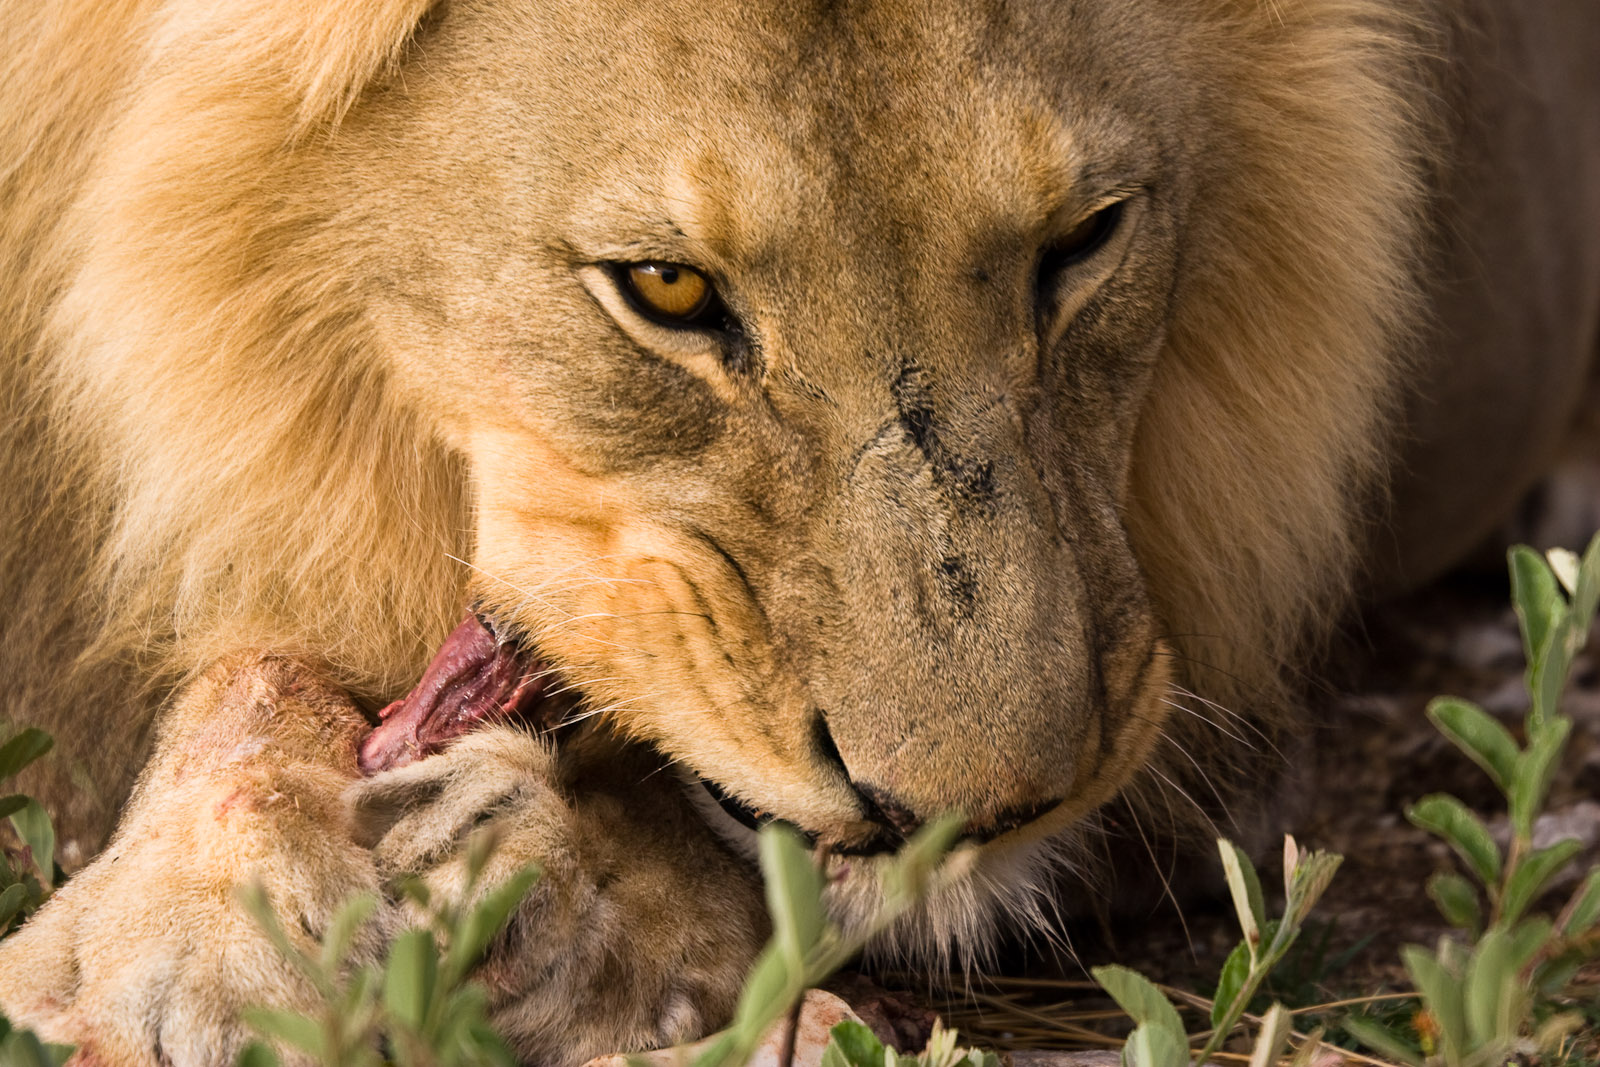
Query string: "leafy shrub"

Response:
xmin=0 ymin=727 xmax=59 ymax=935
xmin=0 ymin=726 xmax=69 ymax=1067
xmin=1094 ymin=535 xmax=1600 ymax=1067
xmin=1345 ymin=536 xmax=1600 ymax=1066
xmin=238 ymin=830 xmax=538 ymax=1067
xmin=1092 ymin=836 xmax=1343 ymax=1067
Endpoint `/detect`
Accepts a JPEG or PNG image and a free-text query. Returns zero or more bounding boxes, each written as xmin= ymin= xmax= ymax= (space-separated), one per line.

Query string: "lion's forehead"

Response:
xmin=419 ymin=0 xmax=1163 ymax=256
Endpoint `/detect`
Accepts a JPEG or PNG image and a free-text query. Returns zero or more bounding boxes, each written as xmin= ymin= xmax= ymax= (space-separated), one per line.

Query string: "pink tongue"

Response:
xmin=358 ymin=615 xmax=547 ymax=774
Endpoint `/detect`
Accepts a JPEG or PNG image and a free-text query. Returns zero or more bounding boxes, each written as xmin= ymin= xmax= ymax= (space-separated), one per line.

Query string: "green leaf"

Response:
xmin=1510 ymin=718 xmax=1572 ymax=839
xmin=0 ymin=883 xmax=26 ymax=926
xmin=1501 ymin=838 xmax=1583 ymax=926
xmin=823 ymin=1021 xmax=886 ymax=1067
xmin=318 ymin=894 xmax=377 ymax=974
xmin=730 ymin=946 xmax=799 ymax=1037
xmin=1558 ymin=867 xmax=1600 ymax=935
xmin=1340 ymin=1016 xmax=1423 ymax=1067
xmin=1092 ymin=965 xmax=1185 ymax=1048
xmin=458 ymin=1017 xmax=518 ymax=1067
xmin=1529 ymin=654 xmax=1572 ymax=737
xmin=241 ymin=1009 xmax=325 ymax=1058
xmin=1425 ymin=871 xmax=1481 ymax=933
xmin=1405 ymin=794 xmax=1500 ymax=885
xmin=236 ymin=1041 xmax=281 ymax=1067
xmin=1218 ymin=839 xmax=1265 ymax=954
xmin=1506 ymin=915 xmax=1551 ymax=971
xmin=760 ymin=823 xmax=826 ymax=969
xmin=443 ymin=863 xmax=539 ymax=982
xmin=1401 ymin=943 xmax=1466 ymax=1063
xmin=1463 ymin=926 xmax=1527 ymax=1052
xmin=1121 ymin=1021 xmax=1189 ymax=1067
xmin=1510 ymin=545 xmax=1564 ymax=684
xmin=1248 ymin=1003 xmax=1293 ymax=1067
xmin=9 ymin=798 xmax=54 ymax=889
xmin=1210 ymin=941 xmax=1250 ymax=1029
xmin=691 ymin=1032 xmax=741 ymax=1067
xmin=1534 ymin=949 xmax=1586 ymax=995
xmin=465 ymin=826 xmax=500 ymax=883
xmin=1283 ymin=850 xmax=1343 ymax=931
xmin=383 ymin=928 xmax=439 ymax=1030
xmin=1569 ymin=532 xmax=1600 ymax=637
xmin=0 ymin=1026 xmax=76 ymax=1067
xmin=0 ymin=729 xmax=52 ymax=783
xmin=1425 ymin=698 xmax=1519 ymax=793
xmin=0 ymin=795 xmax=28 ymax=821
xmin=881 ymin=812 xmax=965 ymax=905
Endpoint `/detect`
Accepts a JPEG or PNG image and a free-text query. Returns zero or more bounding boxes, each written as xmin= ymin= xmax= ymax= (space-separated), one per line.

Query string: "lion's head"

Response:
xmin=43 ymin=0 xmax=1425 ymax=951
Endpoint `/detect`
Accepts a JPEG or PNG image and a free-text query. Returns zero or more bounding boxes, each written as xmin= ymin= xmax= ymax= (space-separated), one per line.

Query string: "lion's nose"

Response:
xmin=814 ymin=709 xmax=1061 ymax=847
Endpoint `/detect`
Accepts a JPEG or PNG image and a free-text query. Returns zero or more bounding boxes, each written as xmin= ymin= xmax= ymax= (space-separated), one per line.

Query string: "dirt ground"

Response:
xmin=885 ymin=562 xmax=1600 ymax=1059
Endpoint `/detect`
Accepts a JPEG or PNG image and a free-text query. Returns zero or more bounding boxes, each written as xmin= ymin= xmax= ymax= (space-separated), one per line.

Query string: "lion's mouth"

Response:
xmin=698 ymin=775 xmax=774 ymax=834
xmin=354 ymin=614 xmax=811 ymax=848
xmin=357 ymin=613 xmax=561 ymax=774
xmin=356 ymin=613 xmax=1048 ymax=865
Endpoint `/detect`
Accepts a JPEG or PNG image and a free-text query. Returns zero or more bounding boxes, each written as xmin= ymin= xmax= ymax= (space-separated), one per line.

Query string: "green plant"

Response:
xmin=0 ymin=1013 xmax=72 ymax=1067
xmin=0 ymin=725 xmax=73 ymax=1067
xmin=822 ymin=1019 xmax=997 ymax=1067
xmin=1344 ymin=535 xmax=1600 ymax=1067
xmin=690 ymin=815 xmax=966 ymax=1067
xmin=242 ymin=807 xmax=966 ymax=1067
xmin=0 ymin=726 xmax=59 ymax=936
xmin=1092 ymin=835 xmax=1343 ymax=1067
xmin=238 ymin=830 xmax=539 ymax=1067
xmin=693 ymin=816 xmax=987 ymax=1067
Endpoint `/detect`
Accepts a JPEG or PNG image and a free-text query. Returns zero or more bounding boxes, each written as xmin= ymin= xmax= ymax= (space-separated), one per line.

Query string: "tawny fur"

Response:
xmin=1 ymin=0 xmax=1596 ymax=1062
xmin=5 ymin=0 xmax=1422 ymax=846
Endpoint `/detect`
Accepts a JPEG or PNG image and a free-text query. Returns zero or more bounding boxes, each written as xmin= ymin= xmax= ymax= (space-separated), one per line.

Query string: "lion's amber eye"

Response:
xmin=622 ymin=262 xmax=714 ymax=324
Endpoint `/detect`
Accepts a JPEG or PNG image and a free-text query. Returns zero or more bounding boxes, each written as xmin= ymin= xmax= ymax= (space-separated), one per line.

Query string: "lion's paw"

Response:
xmin=349 ymin=726 xmax=768 ymax=1065
xmin=0 ymin=656 xmax=390 ymax=1066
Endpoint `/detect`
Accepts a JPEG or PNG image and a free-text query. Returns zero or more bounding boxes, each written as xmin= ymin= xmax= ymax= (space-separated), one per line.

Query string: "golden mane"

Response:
xmin=1130 ymin=0 xmax=1427 ymax=707
xmin=6 ymin=0 xmax=465 ymax=705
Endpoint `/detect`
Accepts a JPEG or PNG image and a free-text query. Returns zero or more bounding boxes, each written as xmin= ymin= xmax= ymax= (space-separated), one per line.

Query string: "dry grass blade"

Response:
xmin=911 ymin=974 xmax=1410 ymax=1067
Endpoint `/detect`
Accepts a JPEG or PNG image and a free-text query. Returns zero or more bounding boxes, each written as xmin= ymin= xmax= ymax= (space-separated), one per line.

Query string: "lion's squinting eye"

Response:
xmin=1039 ymin=200 xmax=1126 ymax=278
xmin=616 ymin=262 xmax=723 ymax=327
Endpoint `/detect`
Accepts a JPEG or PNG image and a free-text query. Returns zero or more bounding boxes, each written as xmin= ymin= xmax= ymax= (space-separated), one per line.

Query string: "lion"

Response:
xmin=0 ymin=0 xmax=1595 ymax=1061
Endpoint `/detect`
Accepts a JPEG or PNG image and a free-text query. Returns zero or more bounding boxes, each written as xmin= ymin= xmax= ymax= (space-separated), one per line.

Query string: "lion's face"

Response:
xmin=340 ymin=0 xmax=1186 ymax=893
xmin=22 ymin=0 xmax=1422 ymax=957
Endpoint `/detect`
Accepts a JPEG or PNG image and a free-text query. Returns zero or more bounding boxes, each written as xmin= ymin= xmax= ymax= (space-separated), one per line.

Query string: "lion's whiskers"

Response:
xmin=1122 ymin=794 xmax=1196 ymax=951
xmin=1159 ymin=695 xmax=1251 ymax=748
xmin=1160 ymin=733 xmax=1241 ymax=834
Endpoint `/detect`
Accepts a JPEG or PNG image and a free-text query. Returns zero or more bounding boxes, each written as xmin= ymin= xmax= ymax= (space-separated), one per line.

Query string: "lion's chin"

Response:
xmin=682 ymin=765 xmax=1088 ymax=971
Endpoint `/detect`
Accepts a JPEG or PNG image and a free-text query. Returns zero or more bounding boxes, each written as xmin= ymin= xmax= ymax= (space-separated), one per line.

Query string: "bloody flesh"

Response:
xmin=358 ymin=614 xmax=548 ymax=774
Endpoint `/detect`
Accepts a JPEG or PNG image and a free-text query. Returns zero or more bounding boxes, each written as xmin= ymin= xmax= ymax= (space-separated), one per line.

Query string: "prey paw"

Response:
xmin=0 ymin=656 xmax=389 ymax=1066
